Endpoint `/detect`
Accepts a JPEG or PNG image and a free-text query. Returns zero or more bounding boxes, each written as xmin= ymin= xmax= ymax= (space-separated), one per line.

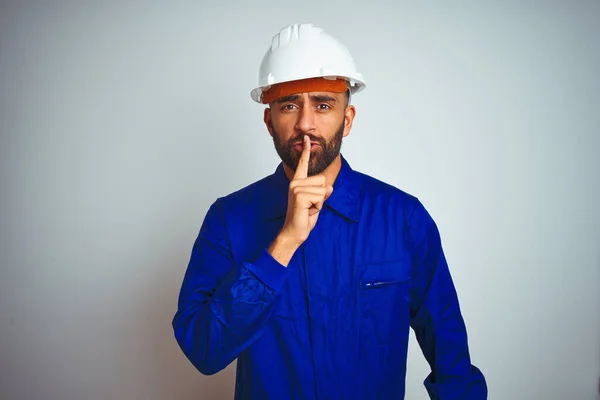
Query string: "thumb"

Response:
xmin=324 ymin=185 xmax=334 ymax=201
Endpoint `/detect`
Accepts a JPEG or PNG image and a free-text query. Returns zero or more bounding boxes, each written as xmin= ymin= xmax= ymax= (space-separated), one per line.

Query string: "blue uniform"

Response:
xmin=173 ymin=156 xmax=487 ymax=399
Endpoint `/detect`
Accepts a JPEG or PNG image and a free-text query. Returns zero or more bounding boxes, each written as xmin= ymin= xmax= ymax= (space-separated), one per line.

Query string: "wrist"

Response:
xmin=276 ymin=231 xmax=303 ymax=248
xmin=268 ymin=233 xmax=302 ymax=267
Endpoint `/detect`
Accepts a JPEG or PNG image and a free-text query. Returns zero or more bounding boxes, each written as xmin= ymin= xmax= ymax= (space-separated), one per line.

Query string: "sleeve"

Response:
xmin=172 ymin=199 xmax=289 ymax=375
xmin=407 ymin=199 xmax=488 ymax=399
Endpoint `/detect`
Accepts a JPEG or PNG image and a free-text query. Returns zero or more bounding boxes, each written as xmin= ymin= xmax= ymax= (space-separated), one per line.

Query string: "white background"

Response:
xmin=1 ymin=1 xmax=599 ymax=399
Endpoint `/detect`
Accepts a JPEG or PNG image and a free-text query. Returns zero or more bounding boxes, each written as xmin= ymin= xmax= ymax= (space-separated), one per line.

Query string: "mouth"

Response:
xmin=293 ymin=142 xmax=320 ymax=152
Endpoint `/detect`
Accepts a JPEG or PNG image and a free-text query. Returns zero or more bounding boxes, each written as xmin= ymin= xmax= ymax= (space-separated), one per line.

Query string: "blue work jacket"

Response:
xmin=173 ymin=155 xmax=487 ymax=399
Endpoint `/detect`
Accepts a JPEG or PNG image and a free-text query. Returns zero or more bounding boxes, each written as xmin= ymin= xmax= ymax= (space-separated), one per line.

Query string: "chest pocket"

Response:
xmin=358 ymin=256 xmax=412 ymax=346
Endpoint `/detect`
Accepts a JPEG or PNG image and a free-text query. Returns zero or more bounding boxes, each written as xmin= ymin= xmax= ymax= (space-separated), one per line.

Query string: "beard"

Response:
xmin=271 ymin=119 xmax=345 ymax=176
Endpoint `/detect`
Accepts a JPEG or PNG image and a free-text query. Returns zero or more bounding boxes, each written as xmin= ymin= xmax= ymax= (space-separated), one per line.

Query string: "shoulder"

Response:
xmin=208 ymin=172 xmax=279 ymax=219
xmin=352 ymin=168 xmax=422 ymax=213
xmin=349 ymin=164 xmax=436 ymax=229
xmin=351 ymin=168 xmax=437 ymax=246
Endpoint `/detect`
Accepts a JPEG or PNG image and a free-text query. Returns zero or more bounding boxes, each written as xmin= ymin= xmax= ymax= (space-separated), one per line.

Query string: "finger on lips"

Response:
xmin=293 ymin=135 xmax=311 ymax=180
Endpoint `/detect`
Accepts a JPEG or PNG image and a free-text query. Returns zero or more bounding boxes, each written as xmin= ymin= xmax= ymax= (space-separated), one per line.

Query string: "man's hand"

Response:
xmin=268 ymin=135 xmax=333 ymax=266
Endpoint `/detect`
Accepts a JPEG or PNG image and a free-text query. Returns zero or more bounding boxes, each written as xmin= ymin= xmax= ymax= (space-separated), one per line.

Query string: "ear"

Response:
xmin=342 ymin=105 xmax=356 ymax=138
xmin=264 ymin=107 xmax=274 ymax=138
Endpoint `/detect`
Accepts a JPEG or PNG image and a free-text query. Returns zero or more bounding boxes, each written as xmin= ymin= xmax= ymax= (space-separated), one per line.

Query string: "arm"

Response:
xmin=172 ymin=199 xmax=290 ymax=375
xmin=173 ymin=137 xmax=330 ymax=375
xmin=407 ymin=200 xmax=487 ymax=399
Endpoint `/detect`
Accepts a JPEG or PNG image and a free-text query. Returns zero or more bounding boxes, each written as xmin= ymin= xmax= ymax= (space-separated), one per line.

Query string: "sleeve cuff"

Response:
xmin=423 ymin=366 xmax=488 ymax=399
xmin=244 ymin=248 xmax=289 ymax=292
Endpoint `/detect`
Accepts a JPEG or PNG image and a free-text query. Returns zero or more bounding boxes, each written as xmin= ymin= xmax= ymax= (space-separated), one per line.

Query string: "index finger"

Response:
xmin=293 ymin=135 xmax=311 ymax=180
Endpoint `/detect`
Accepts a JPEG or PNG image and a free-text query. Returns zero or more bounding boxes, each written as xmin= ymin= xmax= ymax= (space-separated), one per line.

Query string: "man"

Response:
xmin=173 ymin=23 xmax=487 ymax=399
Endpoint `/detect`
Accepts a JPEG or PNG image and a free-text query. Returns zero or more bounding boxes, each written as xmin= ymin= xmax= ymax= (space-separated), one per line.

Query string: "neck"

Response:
xmin=283 ymin=155 xmax=342 ymax=187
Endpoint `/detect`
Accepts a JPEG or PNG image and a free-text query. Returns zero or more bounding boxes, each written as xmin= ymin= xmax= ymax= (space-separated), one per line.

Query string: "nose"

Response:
xmin=294 ymin=99 xmax=316 ymax=133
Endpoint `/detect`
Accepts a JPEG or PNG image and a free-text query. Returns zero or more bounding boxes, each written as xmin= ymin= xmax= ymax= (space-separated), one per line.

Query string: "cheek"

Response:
xmin=317 ymin=114 xmax=344 ymax=135
xmin=270 ymin=126 xmax=290 ymax=145
xmin=273 ymin=125 xmax=296 ymax=142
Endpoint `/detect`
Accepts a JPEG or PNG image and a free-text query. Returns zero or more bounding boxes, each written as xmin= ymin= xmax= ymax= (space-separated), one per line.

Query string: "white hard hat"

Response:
xmin=250 ymin=23 xmax=366 ymax=104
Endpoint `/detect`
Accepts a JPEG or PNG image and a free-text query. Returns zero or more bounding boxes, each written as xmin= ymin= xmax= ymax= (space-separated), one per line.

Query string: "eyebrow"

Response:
xmin=274 ymin=94 xmax=299 ymax=104
xmin=310 ymin=94 xmax=337 ymax=103
xmin=274 ymin=94 xmax=338 ymax=104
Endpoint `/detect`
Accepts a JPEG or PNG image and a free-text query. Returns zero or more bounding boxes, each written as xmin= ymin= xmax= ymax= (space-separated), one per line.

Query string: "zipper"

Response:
xmin=361 ymin=280 xmax=406 ymax=289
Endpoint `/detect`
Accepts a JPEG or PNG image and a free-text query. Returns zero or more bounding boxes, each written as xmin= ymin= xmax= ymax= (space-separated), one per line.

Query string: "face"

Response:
xmin=265 ymin=91 xmax=355 ymax=176
xmin=270 ymin=118 xmax=344 ymax=177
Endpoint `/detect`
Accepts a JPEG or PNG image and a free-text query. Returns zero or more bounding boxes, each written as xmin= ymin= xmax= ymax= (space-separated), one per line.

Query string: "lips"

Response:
xmin=293 ymin=142 xmax=320 ymax=151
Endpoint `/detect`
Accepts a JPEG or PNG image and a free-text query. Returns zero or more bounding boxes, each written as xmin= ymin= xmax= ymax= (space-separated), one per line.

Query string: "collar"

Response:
xmin=262 ymin=154 xmax=362 ymax=222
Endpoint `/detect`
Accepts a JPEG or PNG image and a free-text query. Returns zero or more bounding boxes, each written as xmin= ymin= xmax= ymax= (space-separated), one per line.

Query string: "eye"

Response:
xmin=281 ymin=104 xmax=298 ymax=111
xmin=317 ymin=104 xmax=331 ymax=110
